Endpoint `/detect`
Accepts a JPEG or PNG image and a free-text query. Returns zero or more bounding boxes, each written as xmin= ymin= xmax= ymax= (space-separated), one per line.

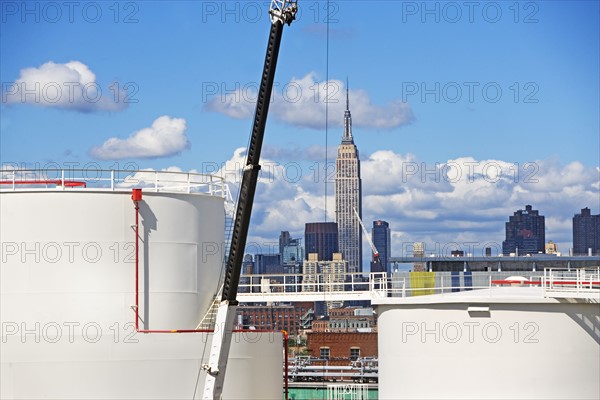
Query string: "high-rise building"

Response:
xmin=502 ymin=205 xmax=545 ymax=256
xmin=242 ymin=254 xmax=254 ymax=274
xmin=282 ymin=238 xmax=304 ymax=264
xmin=545 ymin=241 xmax=558 ymax=255
xmin=372 ymin=220 xmax=391 ymax=273
xmin=302 ymin=253 xmax=320 ymax=293
xmin=239 ymin=254 xmax=255 ymax=293
xmin=302 ymin=253 xmax=347 ymax=309
xmin=573 ymin=207 xmax=600 ymax=256
xmin=413 ymin=242 xmax=425 ymax=272
xmin=335 ymin=83 xmax=363 ymax=273
xmin=305 ymin=222 xmax=338 ymax=261
xmin=279 ymin=231 xmax=291 ymax=258
xmin=254 ymin=254 xmax=282 ymax=275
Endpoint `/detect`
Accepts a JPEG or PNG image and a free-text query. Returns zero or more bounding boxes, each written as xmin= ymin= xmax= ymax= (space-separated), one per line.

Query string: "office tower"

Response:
xmin=502 ymin=205 xmax=545 ymax=256
xmin=239 ymin=254 xmax=254 ymax=293
xmin=573 ymin=207 xmax=600 ymax=256
xmin=302 ymin=253 xmax=347 ymax=309
xmin=254 ymin=254 xmax=282 ymax=275
xmin=545 ymin=241 xmax=558 ymax=255
xmin=413 ymin=242 xmax=425 ymax=272
xmin=305 ymin=222 xmax=338 ymax=261
xmin=335 ymin=83 xmax=363 ymax=273
xmin=279 ymin=231 xmax=291 ymax=258
xmin=372 ymin=220 xmax=391 ymax=273
xmin=282 ymin=238 xmax=304 ymax=264
xmin=242 ymin=254 xmax=254 ymax=274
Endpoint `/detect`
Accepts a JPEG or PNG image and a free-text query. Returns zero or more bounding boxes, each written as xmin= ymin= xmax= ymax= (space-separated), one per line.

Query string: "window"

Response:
xmin=350 ymin=347 xmax=360 ymax=361
xmin=320 ymin=347 xmax=330 ymax=360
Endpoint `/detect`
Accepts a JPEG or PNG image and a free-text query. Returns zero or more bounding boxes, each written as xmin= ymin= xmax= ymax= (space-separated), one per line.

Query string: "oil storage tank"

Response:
xmin=1 ymin=169 xmax=283 ymax=399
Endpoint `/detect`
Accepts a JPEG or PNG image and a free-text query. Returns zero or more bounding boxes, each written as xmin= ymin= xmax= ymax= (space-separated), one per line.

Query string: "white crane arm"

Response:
xmin=353 ymin=208 xmax=379 ymax=258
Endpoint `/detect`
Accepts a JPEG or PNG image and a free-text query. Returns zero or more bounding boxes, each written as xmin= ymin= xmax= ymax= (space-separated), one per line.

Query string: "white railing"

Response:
xmin=287 ymin=356 xmax=378 ymax=385
xmin=0 ymin=169 xmax=231 ymax=199
xmin=238 ymin=272 xmax=383 ymax=296
xmin=236 ymin=269 xmax=600 ymax=301
xmin=327 ymin=383 xmax=371 ymax=400
xmin=543 ymin=267 xmax=600 ymax=297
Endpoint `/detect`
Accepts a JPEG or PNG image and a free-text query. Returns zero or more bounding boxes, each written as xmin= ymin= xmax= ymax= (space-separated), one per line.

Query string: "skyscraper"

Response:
xmin=335 ymin=83 xmax=363 ymax=273
xmin=279 ymin=231 xmax=291 ymax=258
xmin=282 ymin=239 xmax=304 ymax=264
xmin=413 ymin=242 xmax=425 ymax=272
xmin=372 ymin=220 xmax=391 ymax=273
xmin=304 ymin=222 xmax=339 ymax=261
xmin=573 ymin=207 xmax=600 ymax=256
xmin=254 ymin=254 xmax=282 ymax=275
xmin=502 ymin=205 xmax=545 ymax=256
xmin=302 ymin=253 xmax=347 ymax=309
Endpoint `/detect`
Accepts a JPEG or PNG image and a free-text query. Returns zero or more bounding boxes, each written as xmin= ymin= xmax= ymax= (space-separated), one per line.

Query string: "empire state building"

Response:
xmin=334 ymin=85 xmax=363 ymax=273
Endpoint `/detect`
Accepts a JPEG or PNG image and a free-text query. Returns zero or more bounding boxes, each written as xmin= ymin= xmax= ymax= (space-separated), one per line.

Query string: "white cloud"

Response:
xmin=211 ymin=148 xmax=599 ymax=261
xmin=134 ymin=150 xmax=597 ymax=262
xmin=2 ymin=61 xmax=128 ymax=112
xmin=90 ymin=116 xmax=190 ymax=160
xmin=263 ymin=144 xmax=337 ymax=161
xmin=204 ymin=72 xmax=414 ymax=130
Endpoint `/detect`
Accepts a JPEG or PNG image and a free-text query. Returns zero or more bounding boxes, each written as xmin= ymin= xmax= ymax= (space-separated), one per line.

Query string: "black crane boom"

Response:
xmin=221 ymin=5 xmax=296 ymax=303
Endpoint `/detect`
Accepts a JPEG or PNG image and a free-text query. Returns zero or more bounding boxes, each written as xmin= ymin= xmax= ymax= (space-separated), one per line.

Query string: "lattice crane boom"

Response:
xmin=353 ymin=207 xmax=380 ymax=263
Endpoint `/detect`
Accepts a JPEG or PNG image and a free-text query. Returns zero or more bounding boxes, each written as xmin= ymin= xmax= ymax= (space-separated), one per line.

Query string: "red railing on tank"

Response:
xmin=0 ymin=179 xmax=87 ymax=188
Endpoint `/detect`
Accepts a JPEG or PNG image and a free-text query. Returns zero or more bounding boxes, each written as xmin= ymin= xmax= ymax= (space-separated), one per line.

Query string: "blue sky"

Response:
xmin=1 ymin=1 xmax=599 ymax=266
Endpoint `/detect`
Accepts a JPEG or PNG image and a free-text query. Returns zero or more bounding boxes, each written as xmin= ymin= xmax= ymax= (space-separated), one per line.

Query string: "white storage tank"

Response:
xmin=0 ymin=170 xmax=284 ymax=399
xmin=374 ymin=286 xmax=600 ymax=400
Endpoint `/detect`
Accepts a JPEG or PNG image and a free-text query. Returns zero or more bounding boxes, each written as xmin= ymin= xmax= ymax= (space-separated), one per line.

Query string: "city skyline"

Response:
xmin=1 ymin=2 xmax=598 ymax=265
xmin=247 ymin=204 xmax=599 ymax=268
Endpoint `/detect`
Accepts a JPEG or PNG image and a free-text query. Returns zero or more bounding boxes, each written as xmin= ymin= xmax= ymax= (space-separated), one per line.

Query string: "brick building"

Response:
xmin=237 ymin=302 xmax=313 ymax=335
xmin=311 ymin=307 xmax=377 ymax=333
xmin=306 ymin=332 xmax=377 ymax=364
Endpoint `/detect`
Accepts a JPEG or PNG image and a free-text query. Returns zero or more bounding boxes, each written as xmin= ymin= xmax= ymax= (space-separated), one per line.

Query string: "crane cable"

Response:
xmin=320 ymin=0 xmax=331 ymax=393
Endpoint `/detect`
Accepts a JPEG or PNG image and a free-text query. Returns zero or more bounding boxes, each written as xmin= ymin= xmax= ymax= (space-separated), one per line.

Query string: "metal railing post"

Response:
xmin=542 ymin=270 xmax=546 ymax=297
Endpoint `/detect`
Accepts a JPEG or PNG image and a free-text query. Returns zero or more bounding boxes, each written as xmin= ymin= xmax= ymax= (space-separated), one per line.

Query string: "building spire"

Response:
xmin=346 ymin=77 xmax=350 ymax=110
xmin=343 ymin=77 xmax=353 ymax=143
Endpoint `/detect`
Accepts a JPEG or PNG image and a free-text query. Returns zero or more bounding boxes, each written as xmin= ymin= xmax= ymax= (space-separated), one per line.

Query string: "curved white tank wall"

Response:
xmin=1 ymin=190 xmax=224 ymax=329
xmin=1 ymin=330 xmax=284 ymax=400
xmin=1 ymin=190 xmax=284 ymax=399
xmin=376 ymin=289 xmax=600 ymax=400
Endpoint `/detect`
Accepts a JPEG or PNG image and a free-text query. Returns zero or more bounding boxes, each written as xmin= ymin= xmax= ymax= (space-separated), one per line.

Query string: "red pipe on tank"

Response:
xmin=129 ymin=186 xmax=291 ymax=399
xmin=131 ymin=189 xmax=142 ymax=331
xmin=135 ymin=200 xmax=139 ymax=331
